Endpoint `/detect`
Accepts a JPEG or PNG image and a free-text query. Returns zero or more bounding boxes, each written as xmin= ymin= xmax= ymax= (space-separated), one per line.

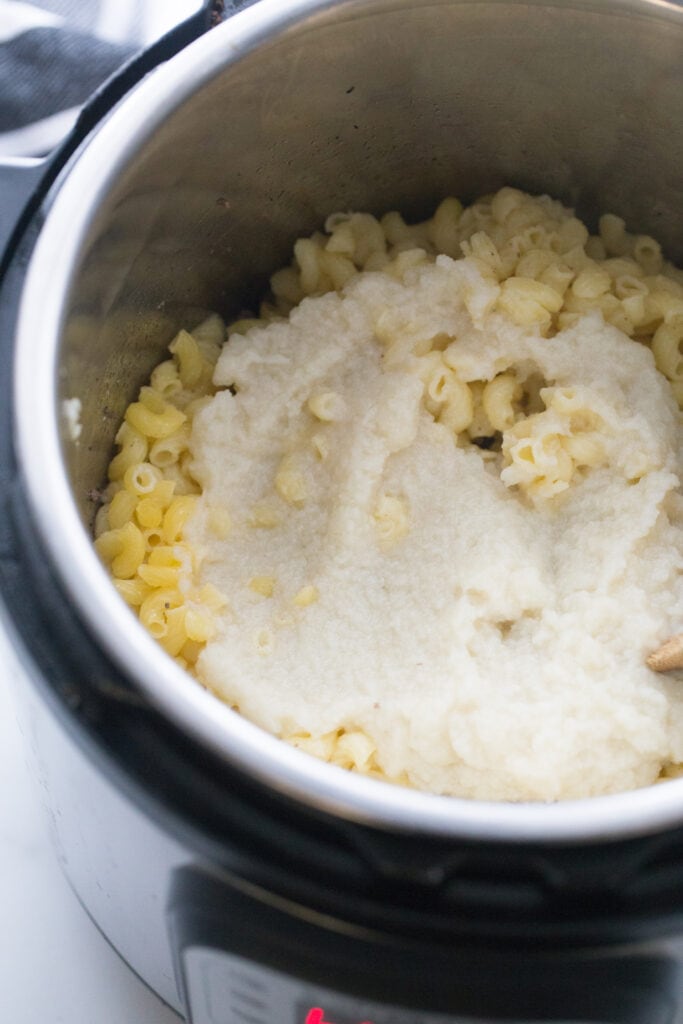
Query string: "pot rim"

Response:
xmin=14 ymin=0 xmax=683 ymax=845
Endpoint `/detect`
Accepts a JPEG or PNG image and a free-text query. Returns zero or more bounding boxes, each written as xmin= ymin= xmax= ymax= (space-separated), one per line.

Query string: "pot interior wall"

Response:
xmin=58 ymin=0 xmax=683 ymax=526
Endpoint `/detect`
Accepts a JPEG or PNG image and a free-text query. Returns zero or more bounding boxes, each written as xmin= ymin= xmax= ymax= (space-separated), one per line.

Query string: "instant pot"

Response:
xmin=2 ymin=1 xmax=683 ymax=1021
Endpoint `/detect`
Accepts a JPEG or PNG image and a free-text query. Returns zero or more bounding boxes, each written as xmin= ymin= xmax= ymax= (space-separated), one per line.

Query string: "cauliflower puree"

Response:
xmin=96 ymin=188 xmax=683 ymax=802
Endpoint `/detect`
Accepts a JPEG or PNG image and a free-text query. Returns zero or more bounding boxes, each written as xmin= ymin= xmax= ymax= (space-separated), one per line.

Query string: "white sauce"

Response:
xmin=186 ymin=256 xmax=683 ymax=801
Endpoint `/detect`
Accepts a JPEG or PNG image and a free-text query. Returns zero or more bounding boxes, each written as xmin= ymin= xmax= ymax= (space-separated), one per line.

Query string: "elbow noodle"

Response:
xmin=381 ymin=210 xmax=411 ymax=244
xmin=364 ymin=250 xmax=390 ymax=273
xmin=191 ymin=313 xmax=225 ymax=353
xmin=124 ymin=461 xmax=162 ymax=496
xmin=159 ymin=607 xmax=188 ymax=656
xmin=170 ymin=329 xmax=204 ymax=388
xmin=563 ymin=433 xmax=605 ymax=467
xmin=633 ymin=235 xmax=663 ymax=275
xmin=288 ymin=730 xmax=339 ymax=761
xmin=271 ymin=266 xmax=305 ymax=307
xmin=498 ymin=277 xmax=563 ymax=327
xmin=294 ymin=237 xmax=323 ymax=295
xmin=349 ymin=213 xmax=386 ymax=266
xmin=150 ymin=479 xmax=176 ymax=510
xmin=135 ymin=497 xmax=163 ymax=530
xmin=555 ymin=217 xmax=589 ymax=253
xmin=621 ymin=294 xmax=646 ymax=327
xmin=390 ymin=248 xmax=429 ymax=279
xmin=294 ymin=585 xmax=319 ymax=608
xmin=325 ymin=219 xmax=356 ymax=257
xmin=125 ymin=395 xmax=186 ymax=439
xmin=184 ymin=606 xmax=215 ymax=643
xmin=571 ymin=266 xmax=611 ymax=300
xmin=139 ymin=588 xmax=183 ymax=637
xmin=652 ymin=316 xmax=683 ymax=381
xmin=248 ymin=503 xmax=281 ymax=529
xmin=599 ymin=213 xmax=628 ymax=255
xmin=427 ymin=197 xmax=463 ymax=258
xmin=108 ymin=489 xmax=137 ymax=529
xmin=149 ymin=425 xmax=190 ymax=468
xmin=137 ymin=563 xmax=179 ymax=588
xmin=463 ymin=231 xmax=502 ymax=276
xmin=614 ymin=274 xmax=648 ymax=300
xmin=515 ymin=248 xmax=555 ymax=280
xmin=148 ymin=545 xmax=183 ymax=567
xmin=143 ymin=526 xmax=164 ymax=549
xmin=162 ymin=496 xmax=198 ymax=544
xmin=150 ymin=359 xmax=182 ymax=397
xmin=491 ymin=187 xmax=523 ymax=224
xmin=94 ymin=505 xmax=110 ymax=539
xmin=438 ymin=378 xmax=474 ymax=434
xmin=114 ymin=577 xmax=151 ymax=607
xmin=178 ymin=640 xmax=202 ymax=666
xmin=249 ymin=575 xmax=276 ymax=598
xmin=308 ymin=391 xmax=347 ymax=422
xmin=95 ymin=521 xmax=146 ymax=579
xmin=482 ymin=373 xmax=522 ymax=431
xmin=333 ymin=730 xmax=376 ymax=771
xmin=373 ymin=494 xmax=409 ymax=545
xmin=646 ymin=291 xmax=683 ymax=323
xmin=320 ymin=250 xmax=357 ymax=290
xmin=196 ymin=584 xmax=228 ymax=612
xmin=275 ymin=456 xmax=307 ymax=505
xmin=228 ymin=316 xmax=265 ymax=336
xmin=539 ymin=262 xmax=574 ymax=297
xmin=207 ymin=507 xmax=232 ymax=539
xmin=425 ymin=360 xmax=454 ymax=407
xmin=108 ymin=427 xmax=148 ymax=481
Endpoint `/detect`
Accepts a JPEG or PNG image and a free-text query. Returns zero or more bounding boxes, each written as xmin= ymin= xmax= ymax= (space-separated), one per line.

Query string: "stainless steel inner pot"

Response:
xmin=14 ymin=0 xmax=683 ymax=843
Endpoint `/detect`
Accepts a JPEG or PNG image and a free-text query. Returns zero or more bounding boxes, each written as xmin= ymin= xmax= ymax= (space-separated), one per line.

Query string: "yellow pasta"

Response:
xmin=94 ymin=187 xmax=683 ymax=790
xmin=125 ymin=388 xmax=186 ymax=439
xmin=652 ymin=315 xmax=683 ymax=382
xmin=307 ymin=391 xmax=347 ymax=422
xmin=108 ymin=489 xmax=137 ymax=529
xmin=249 ymin=576 xmax=276 ymax=598
xmin=571 ymin=265 xmax=611 ymax=300
xmin=162 ymin=495 xmax=198 ymax=544
xmin=150 ymin=359 xmax=182 ymax=398
xmin=113 ymin=577 xmax=151 ymax=607
xmin=275 ymin=455 xmax=307 ymax=506
xmin=95 ymin=521 xmax=146 ymax=579
xmin=169 ymin=329 xmax=204 ymax=388
xmin=482 ymin=373 xmax=522 ymax=432
xmin=438 ymin=377 xmax=474 ymax=435
xmin=108 ymin=423 xmax=148 ymax=481
xmin=123 ymin=461 xmax=162 ymax=496
xmin=149 ymin=425 xmax=190 ymax=468
xmin=497 ymin=276 xmax=563 ymax=329
xmin=373 ymin=494 xmax=409 ymax=546
xmin=293 ymin=585 xmax=319 ymax=607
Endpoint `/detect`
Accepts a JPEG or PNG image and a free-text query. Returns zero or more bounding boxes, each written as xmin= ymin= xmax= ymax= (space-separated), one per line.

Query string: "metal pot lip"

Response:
xmin=13 ymin=0 xmax=683 ymax=846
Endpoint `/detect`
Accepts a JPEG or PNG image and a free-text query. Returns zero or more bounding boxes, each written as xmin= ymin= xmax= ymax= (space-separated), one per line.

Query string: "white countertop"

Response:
xmin=0 ymin=626 xmax=182 ymax=1024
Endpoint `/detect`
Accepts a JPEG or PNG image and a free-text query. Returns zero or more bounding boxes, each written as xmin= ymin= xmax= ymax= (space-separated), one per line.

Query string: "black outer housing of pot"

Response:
xmin=4 ymin=7 xmax=683 ymax=1023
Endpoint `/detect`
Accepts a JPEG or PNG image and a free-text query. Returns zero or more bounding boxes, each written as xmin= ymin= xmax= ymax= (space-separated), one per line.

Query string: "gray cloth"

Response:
xmin=0 ymin=26 xmax=133 ymax=133
xmin=0 ymin=0 xmax=202 ymax=156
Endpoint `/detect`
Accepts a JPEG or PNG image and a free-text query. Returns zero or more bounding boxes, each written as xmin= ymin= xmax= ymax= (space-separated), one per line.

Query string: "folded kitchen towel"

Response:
xmin=0 ymin=0 xmax=202 ymax=157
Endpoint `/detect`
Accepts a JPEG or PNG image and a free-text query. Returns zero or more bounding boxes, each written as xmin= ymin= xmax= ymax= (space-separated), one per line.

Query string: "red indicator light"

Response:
xmin=304 ymin=1008 xmax=374 ymax=1024
xmin=305 ymin=1011 xmax=332 ymax=1024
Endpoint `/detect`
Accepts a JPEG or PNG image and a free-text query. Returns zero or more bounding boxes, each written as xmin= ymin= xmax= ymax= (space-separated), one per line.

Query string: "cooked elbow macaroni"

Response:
xmin=95 ymin=189 xmax=683 ymax=799
xmin=95 ymin=314 xmax=226 ymax=667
